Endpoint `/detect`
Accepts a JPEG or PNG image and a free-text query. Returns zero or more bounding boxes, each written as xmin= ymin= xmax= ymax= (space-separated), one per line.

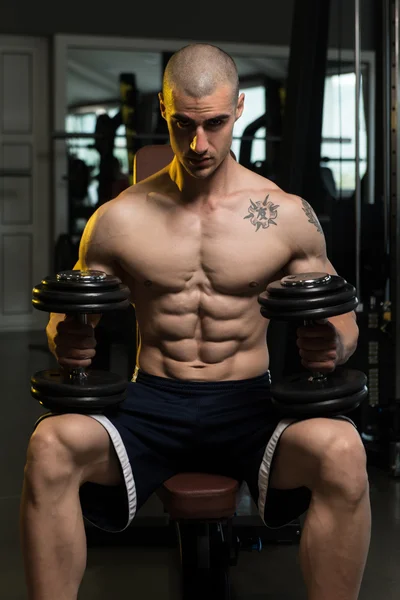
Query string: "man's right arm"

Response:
xmin=46 ymin=204 xmax=119 ymax=363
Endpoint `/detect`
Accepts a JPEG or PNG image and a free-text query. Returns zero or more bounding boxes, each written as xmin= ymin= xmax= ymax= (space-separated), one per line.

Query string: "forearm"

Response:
xmin=329 ymin=312 xmax=359 ymax=365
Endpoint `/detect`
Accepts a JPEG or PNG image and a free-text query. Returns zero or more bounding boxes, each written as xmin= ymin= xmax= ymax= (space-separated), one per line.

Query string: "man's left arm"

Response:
xmin=281 ymin=196 xmax=359 ymax=371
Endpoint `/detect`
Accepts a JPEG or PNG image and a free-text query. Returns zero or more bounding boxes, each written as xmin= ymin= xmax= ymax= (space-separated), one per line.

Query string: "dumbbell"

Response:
xmin=30 ymin=269 xmax=131 ymax=414
xmin=258 ymin=272 xmax=368 ymax=417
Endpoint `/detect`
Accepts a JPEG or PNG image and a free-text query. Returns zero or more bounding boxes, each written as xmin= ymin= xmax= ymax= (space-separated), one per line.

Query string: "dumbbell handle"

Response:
xmin=76 ymin=314 xmax=88 ymax=325
xmin=64 ymin=313 xmax=89 ymax=383
xmin=303 ymin=319 xmax=327 ymax=383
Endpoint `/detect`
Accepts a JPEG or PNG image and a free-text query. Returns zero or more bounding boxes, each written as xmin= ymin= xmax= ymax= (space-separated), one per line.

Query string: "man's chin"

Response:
xmin=184 ymin=161 xmax=213 ymax=178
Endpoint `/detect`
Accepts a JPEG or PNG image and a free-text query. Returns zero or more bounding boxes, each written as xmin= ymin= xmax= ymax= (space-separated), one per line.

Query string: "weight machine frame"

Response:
xmin=383 ymin=0 xmax=400 ymax=476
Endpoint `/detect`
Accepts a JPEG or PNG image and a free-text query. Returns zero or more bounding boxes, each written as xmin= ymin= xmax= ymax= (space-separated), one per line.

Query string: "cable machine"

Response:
xmin=383 ymin=0 xmax=400 ymax=476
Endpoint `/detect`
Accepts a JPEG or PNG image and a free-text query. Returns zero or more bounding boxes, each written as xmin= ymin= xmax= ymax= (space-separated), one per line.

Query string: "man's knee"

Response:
xmin=272 ymin=418 xmax=368 ymax=504
xmin=316 ymin=420 xmax=369 ymax=504
xmin=24 ymin=414 xmax=114 ymax=489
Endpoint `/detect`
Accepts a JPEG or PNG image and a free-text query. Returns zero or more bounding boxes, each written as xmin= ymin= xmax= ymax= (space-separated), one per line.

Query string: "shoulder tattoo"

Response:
xmin=301 ymin=198 xmax=323 ymax=234
xmin=243 ymin=194 xmax=279 ymax=232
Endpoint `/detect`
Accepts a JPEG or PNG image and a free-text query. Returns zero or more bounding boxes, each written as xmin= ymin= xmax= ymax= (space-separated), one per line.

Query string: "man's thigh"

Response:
xmin=269 ymin=416 xmax=359 ymax=490
xmin=240 ymin=416 xmax=360 ymax=527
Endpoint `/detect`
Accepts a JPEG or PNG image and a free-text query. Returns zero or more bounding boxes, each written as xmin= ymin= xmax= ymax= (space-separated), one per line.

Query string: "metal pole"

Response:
xmin=382 ymin=0 xmax=390 ymax=258
xmin=390 ymin=0 xmax=400 ymax=398
xmin=277 ymin=0 xmax=331 ymax=201
xmin=388 ymin=0 xmax=400 ymax=477
xmin=355 ymin=0 xmax=362 ymax=304
xmin=55 ymin=131 xmax=353 ymax=144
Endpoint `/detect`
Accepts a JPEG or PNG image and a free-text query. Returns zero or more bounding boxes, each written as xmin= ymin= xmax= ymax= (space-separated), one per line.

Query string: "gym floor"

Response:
xmin=1 ymin=331 xmax=399 ymax=599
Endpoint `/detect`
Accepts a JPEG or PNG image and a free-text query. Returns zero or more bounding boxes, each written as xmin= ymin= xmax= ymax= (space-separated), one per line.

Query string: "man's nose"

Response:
xmin=190 ymin=128 xmax=208 ymax=154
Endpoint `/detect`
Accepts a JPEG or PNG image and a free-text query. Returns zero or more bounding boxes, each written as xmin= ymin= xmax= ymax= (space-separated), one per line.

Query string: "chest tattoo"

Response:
xmin=243 ymin=195 xmax=279 ymax=232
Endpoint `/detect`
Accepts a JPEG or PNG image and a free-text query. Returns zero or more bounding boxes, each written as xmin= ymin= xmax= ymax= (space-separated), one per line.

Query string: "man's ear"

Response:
xmin=159 ymin=92 xmax=167 ymax=120
xmin=235 ymin=92 xmax=245 ymax=121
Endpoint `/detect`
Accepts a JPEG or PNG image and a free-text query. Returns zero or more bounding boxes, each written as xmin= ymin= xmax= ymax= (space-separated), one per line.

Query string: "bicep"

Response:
xmin=282 ymin=197 xmax=335 ymax=277
xmin=77 ymin=212 xmax=117 ymax=277
xmin=280 ymin=201 xmax=357 ymax=325
xmin=282 ymin=233 xmax=336 ymax=278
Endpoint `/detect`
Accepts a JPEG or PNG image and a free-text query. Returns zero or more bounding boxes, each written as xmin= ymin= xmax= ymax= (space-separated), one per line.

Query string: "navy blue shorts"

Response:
xmin=76 ymin=370 xmax=312 ymax=532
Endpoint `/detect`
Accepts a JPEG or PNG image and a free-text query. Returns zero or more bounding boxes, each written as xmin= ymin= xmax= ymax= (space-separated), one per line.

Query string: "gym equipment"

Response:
xmin=119 ymin=72 xmax=140 ymax=186
xmin=384 ymin=0 xmax=400 ymax=477
xmin=94 ymin=111 xmax=123 ymax=206
xmin=258 ymin=272 xmax=368 ymax=417
xmin=158 ymin=473 xmax=240 ymax=599
xmin=30 ymin=269 xmax=131 ymax=414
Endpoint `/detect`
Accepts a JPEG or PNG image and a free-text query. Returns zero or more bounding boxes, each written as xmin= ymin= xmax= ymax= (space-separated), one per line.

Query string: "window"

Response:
xmin=65 ymin=107 xmax=129 ymax=207
xmin=231 ymin=85 xmax=266 ymax=164
xmin=321 ymin=72 xmax=367 ymax=196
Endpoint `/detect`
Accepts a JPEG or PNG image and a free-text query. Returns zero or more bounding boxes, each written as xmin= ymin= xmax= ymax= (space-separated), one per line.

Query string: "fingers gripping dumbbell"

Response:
xmin=258 ymin=272 xmax=368 ymax=418
xmin=30 ymin=270 xmax=131 ymax=414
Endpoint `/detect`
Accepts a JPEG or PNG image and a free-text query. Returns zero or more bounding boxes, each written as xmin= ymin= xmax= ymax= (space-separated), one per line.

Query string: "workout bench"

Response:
xmin=133 ymin=144 xmax=242 ymax=599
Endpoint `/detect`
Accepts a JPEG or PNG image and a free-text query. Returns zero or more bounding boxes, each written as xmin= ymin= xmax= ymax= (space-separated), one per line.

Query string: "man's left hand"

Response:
xmin=296 ymin=320 xmax=344 ymax=372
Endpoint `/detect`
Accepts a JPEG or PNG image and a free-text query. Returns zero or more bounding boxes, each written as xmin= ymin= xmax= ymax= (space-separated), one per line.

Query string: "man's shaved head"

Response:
xmin=162 ymin=43 xmax=239 ymax=105
xmin=159 ymin=44 xmax=244 ymax=181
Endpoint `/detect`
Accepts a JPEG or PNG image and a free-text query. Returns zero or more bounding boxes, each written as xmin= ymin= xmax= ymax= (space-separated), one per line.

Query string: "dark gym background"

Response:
xmin=0 ymin=0 xmax=399 ymax=598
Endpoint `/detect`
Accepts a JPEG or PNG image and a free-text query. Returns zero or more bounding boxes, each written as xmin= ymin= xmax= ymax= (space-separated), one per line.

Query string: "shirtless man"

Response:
xmin=20 ymin=44 xmax=370 ymax=600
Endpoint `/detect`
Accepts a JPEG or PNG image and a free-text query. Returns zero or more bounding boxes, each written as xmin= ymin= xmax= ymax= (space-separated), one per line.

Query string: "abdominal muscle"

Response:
xmin=134 ymin=286 xmax=270 ymax=381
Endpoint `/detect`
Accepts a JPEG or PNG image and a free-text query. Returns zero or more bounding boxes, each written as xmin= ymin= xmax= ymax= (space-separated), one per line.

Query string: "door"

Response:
xmin=0 ymin=36 xmax=50 ymax=332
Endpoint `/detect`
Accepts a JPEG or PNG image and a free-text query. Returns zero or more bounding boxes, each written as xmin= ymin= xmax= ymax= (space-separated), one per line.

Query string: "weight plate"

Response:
xmin=265 ymin=273 xmax=347 ymax=298
xmin=281 ymin=272 xmax=332 ymax=286
xmin=260 ymin=297 xmax=358 ymax=321
xmin=31 ymin=388 xmax=126 ymax=414
xmin=32 ymin=286 xmax=130 ymax=305
xmin=271 ymin=387 xmax=368 ymax=417
xmin=32 ymin=298 xmax=131 ymax=313
xmin=57 ymin=270 xmax=107 ymax=282
xmin=40 ymin=271 xmax=124 ymax=291
xmin=258 ymin=283 xmax=356 ymax=312
xmin=32 ymin=270 xmax=131 ymax=314
xmin=31 ymin=369 xmax=128 ymax=397
xmin=270 ymin=368 xmax=367 ymax=404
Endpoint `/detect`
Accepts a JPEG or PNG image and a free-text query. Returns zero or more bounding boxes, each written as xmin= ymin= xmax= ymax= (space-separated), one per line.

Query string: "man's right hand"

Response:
xmin=52 ymin=315 xmax=97 ymax=368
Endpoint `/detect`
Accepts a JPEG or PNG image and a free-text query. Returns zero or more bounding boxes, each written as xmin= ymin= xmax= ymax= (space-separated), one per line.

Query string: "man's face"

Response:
xmin=159 ymin=85 xmax=244 ymax=179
